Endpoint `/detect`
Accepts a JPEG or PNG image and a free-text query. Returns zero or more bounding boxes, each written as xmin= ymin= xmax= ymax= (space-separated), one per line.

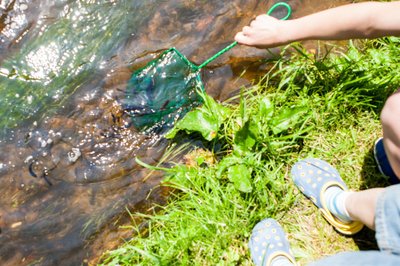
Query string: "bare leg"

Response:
xmin=345 ymin=188 xmax=384 ymax=230
xmin=380 ymin=91 xmax=400 ymax=180
xmin=334 ymin=92 xmax=400 ymax=230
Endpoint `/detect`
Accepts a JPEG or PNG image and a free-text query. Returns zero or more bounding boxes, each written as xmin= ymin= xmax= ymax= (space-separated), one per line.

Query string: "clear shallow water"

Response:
xmin=0 ymin=0 xmax=353 ymax=265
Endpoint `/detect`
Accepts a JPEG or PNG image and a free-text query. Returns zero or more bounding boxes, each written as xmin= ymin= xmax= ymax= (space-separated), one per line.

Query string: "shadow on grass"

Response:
xmin=351 ymin=142 xmax=391 ymax=251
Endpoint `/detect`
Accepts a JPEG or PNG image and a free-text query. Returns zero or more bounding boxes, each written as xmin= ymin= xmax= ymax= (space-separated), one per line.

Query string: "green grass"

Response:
xmin=99 ymin=37 xmax=400 ymax=265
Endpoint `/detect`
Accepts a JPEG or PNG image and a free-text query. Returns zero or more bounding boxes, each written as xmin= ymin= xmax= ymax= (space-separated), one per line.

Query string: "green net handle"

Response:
xmin=197 ymin=2 xmax=292 ymax=70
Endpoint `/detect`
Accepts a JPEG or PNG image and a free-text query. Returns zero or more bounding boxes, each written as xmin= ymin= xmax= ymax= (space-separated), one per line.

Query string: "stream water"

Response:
xmin=0 ymin=0 xmax=353 ymax=265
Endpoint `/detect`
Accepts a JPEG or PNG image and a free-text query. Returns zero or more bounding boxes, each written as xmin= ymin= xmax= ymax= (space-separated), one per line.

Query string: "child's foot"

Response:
xmin=374 ymin=137 xmax=399 ymax=185
xmin=249 ymin=218 xmax=296 ymax=266
xmin=324 ymin=185 xmax=352 ymax=223
xmin=291 ymin=158 xmax=364 ymax=235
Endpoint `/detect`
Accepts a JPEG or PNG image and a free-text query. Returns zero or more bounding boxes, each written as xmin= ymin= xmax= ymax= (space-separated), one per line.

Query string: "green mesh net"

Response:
xmin=124 ymin=2 xmax=291 ymax=132
xmin=124 ymin=48 xmax=203 ymax=131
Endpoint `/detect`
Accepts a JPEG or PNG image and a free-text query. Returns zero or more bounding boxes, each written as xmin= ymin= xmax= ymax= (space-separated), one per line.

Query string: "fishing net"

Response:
xmin=124 ymin=48 xmax=203 ymax=131
xmin=124 ymin=2 xmax=291 ymax=132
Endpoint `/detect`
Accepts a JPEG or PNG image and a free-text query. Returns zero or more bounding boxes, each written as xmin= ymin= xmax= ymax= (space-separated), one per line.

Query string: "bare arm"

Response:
xmin=235 ymin=1 xmax=400 ymax=49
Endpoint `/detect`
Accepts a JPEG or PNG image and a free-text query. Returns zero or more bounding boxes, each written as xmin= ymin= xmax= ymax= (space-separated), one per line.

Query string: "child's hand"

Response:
xmin=234 ymin=15 xmax=288 ymax=49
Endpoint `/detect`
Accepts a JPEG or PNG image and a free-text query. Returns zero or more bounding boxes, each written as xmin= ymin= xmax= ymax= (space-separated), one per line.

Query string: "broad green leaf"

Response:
xmin=259 ymin=97 xmax=274 ymax=121
xmin=216 ymin=156 xmax=242 ymax=178
xmin=234 ymin=120 xmax=259 ymax=154
xmin=196 ymin=156 xmax=205 ymax=166
xmin=166 ymin=92 xmax=230 ymax=141
xmin=165 ymin=109 xmax=218 ymax=141
xmin=202 ymin=92 xmax=231 ymax=123
xmin=227 ymin=164 xmax=252 ymax=193
xmin=269 ymin=106 xmax=308 ymax=135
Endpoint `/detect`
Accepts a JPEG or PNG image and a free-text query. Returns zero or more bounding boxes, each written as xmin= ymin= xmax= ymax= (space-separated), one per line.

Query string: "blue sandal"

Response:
xmin=291 ymin=158 xmax=364 ymax=235
xmin=374 ymin=137 xmax=399 ymax=185
xmin=249 ymin=218 xmax=297 ymax=266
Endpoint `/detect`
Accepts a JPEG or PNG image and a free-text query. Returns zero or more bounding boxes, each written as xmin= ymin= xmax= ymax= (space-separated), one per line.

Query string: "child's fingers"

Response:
xmin=241 ymin=26 xmax=254 ymax=35
xmin=235 ymin=15 xmax=281 ymax=47
xmin=250 ymin=15 xmax=268 ymax=27
xmin=234 ymin=32 xmax=250 ymax=45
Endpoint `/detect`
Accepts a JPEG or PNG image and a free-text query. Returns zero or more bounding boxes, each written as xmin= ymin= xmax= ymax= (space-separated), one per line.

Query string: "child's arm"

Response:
xmin=235 ymin=1 xmax=400 ymax=48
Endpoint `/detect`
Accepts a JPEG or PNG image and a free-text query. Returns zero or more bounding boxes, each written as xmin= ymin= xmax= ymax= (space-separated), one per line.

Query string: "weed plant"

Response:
xmin=100 ymin=37 xmax=400 ymax=265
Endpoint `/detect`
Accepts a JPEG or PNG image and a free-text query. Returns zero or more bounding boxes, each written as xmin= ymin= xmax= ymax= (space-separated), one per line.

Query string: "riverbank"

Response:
xmin=100 ymin=37 xmax=400 ymax=265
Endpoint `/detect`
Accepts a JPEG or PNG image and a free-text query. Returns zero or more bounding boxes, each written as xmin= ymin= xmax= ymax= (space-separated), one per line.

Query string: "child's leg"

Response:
xmin=345 ymin=188 xmax=384 ymax=230
xmin=291 ymin=158 xmax=364 ymax=235
xmin=311 ymin=184 xmax=400 ymax=266
xmin=380 ymin=91 xmax=400 ymax=180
